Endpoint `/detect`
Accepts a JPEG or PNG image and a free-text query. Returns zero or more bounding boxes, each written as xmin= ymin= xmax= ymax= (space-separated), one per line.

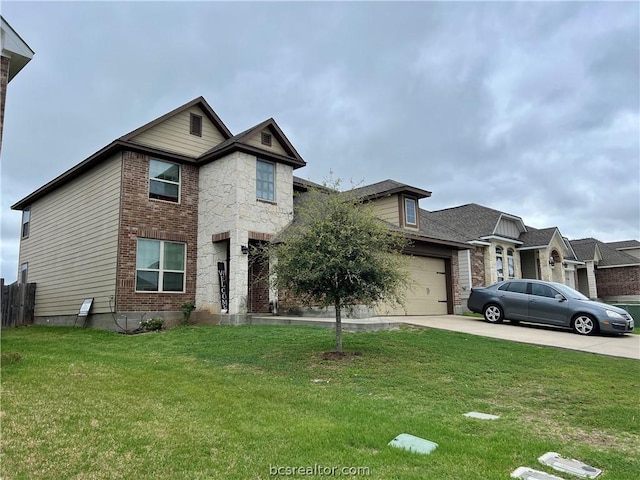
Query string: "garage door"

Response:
xmin=376 ymin=256 xmax=448 ymax=315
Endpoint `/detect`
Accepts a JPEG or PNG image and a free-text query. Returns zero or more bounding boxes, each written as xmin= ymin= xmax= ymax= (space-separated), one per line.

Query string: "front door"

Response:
xmin=248 ymin=241 xmax=270 ymax=313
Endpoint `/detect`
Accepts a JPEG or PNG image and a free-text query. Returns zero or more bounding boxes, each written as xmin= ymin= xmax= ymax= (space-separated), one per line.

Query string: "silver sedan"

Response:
xmin=467 ymin=279 xmax=635 ymax=335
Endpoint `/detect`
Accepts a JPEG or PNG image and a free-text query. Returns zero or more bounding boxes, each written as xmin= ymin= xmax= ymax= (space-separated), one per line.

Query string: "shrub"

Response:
xmin=139 ymin=318 xmax=164 ymax=332
xmin=180 ymin=301 xmax=196 ymax=326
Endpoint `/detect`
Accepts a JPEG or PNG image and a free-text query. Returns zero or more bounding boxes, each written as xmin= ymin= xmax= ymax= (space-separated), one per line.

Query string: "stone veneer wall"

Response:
xmin=115 ymin=151 xmax=199 ymax=313
xmin=196 ymin=152 xmax=294 ymax=318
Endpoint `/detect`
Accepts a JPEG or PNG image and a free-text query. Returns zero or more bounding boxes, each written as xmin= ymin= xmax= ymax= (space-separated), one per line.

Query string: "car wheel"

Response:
xmin=572 ymin=314 xmax=598 ymax=336
xmin=483 ymin=304 xmax=504 ymax=323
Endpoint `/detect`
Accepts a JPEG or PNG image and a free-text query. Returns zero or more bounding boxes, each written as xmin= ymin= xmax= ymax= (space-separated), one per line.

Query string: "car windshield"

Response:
xmin=550 ymin=283 xmax=590 ymax=300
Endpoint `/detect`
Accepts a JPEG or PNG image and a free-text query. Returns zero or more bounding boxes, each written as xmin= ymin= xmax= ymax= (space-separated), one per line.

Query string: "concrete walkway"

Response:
xmin=247 ymin=314 xmax=639 ymax=360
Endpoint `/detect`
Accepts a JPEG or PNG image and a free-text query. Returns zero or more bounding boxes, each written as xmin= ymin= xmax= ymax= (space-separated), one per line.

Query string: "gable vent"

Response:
xmin=190 ymin=113 xmax=202 ymax=136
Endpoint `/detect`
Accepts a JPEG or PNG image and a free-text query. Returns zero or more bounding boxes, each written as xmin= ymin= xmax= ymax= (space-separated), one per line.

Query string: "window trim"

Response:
xmin=256 ymin=159 xmax=276 ymax=202
xmin=135 ymin=239 xmax=187 ymax=293
xmin=403 ymin=197 xmax=418 ymax=227
xmin=149 ymin=159 xmax=181 ymax=204
xmin=190 ymin=113 xmax=202 ymax=137
xmin=21 ymin=207 xmax=30 ymax=239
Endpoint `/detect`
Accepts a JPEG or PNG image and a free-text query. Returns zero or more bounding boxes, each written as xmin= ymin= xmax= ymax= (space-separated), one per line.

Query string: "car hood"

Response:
xmin=575 ymin=299 xmax=629 ymax=315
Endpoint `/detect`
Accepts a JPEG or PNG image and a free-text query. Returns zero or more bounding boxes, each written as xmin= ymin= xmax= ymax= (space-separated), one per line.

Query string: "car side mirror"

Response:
xmin=555 ymin=294 xmax=566 ymax=302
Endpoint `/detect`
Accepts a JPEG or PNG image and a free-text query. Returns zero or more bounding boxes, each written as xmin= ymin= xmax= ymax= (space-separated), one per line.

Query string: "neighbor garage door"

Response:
xmin=377 ymin=256 xmax=448 ymax=315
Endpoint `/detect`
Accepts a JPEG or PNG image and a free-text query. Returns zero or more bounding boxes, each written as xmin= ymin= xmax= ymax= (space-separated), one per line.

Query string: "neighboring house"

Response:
xmin=427 ymin=204 xmax=581 ymax=305
xmin=606 ymin=240 xmax=640 ymax=261
xmin=570 ymin=238 xmax=640 ymax=303
xmin=0 ymin=16 xmax=34 ymax=152
xmin=11 ymin=98 xmax=471 ymax=329
xmin=345 ymin=180 xmax=471 ymax=315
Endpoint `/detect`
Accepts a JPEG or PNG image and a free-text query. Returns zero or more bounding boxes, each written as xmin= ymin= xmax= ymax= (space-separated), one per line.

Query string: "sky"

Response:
xmin=1 ymin=1 xmax=639 ymax=282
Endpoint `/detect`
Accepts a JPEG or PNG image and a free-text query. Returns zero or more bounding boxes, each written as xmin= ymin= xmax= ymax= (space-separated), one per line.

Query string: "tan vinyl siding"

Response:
xmin=130 ymin=106 xmax=226 ymax=157
xmin=370 ymin=195 xmax=400 ymax=226
xmin=18 ymin=154 xmax=122 ymax=316
xmin=244 ymin=130 xmax=288 ymax=156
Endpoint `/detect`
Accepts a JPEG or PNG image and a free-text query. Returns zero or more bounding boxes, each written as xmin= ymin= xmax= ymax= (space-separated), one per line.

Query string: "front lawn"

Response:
xmin=1 ymin=325 xmax=638 ymax=479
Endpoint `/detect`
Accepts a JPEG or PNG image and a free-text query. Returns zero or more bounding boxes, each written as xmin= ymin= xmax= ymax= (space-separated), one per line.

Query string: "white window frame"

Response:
xmin=149 ymin=159 xmax=181 ymax=203
xmin=404 ymin=197 xmax=418 ymax=226
xmin=496 ymin=246 xmax=504 ymax=282
xmin=256 ymin=159 xmax=275 ymax=202
xmin=507 ymin=248 xmax=515 ymax=279
xmin=135 ymin=239 xmax=187 ymax=293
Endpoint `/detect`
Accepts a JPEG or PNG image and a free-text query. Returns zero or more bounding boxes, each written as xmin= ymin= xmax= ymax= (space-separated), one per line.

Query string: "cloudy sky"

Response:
xmin=1 ymin=1 xmax=639 ymax=281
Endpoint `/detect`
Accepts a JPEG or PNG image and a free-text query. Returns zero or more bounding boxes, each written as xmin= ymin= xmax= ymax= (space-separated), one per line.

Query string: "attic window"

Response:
xmin=261 ymin=132 xmax=272 ymax=146
xmin=190 ymin=113 xmax=202 ymax=137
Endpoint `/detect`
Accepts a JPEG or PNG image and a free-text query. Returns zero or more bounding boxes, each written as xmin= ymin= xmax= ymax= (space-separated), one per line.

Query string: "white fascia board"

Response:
xmin=469 ymin=240 xmax=491 ymax=246
xmin=597 ymin=263 xmax=640 ymax=269
xmin=480 ymin=235 xmax=523 ymax=245
xmin=1 ymin=17 xmax=34 ymax=58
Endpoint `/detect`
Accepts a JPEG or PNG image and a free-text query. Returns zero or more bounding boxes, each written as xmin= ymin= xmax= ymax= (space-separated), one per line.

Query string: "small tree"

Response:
xmin=271 ymin=180 xmax=410 ymax=353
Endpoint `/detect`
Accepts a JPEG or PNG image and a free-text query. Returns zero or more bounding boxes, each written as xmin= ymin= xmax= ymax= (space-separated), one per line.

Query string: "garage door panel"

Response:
xmin=376 ymin=256 xmax=448 ymax=315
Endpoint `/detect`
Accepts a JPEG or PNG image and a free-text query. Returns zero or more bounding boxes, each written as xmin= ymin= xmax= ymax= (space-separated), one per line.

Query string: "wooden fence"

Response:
xmin=1 ymin=279 xmax=36 ymax=328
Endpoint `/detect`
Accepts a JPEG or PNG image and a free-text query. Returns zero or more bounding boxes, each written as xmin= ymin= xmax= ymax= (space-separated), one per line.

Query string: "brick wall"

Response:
xmin=0 ymin=56 xmax=10 ymax=151
xmin=595 ymin=266 xmax=640 ymax=297
xmin=116 ymin=151 xmax=198 ymax=312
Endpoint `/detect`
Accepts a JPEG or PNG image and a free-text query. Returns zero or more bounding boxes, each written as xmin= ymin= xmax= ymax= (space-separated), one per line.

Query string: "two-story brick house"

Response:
xmin=12 ymin=97 xmax=472 ymax=329
xmin=11 ymin=97 xmax=305 ymax=328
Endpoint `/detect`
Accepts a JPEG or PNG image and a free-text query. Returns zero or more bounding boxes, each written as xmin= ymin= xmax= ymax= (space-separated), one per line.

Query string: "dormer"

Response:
xmin=351 ymin=180 xmax=432 ymax=230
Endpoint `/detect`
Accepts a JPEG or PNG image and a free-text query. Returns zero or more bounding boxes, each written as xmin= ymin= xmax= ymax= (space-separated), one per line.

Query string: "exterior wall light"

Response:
xmin=241 ymin=245 xmax=249 ymax=254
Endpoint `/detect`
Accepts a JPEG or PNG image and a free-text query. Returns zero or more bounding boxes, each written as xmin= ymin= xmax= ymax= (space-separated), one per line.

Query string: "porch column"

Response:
xmin=586 ymin=261 xmax=598 ymax=299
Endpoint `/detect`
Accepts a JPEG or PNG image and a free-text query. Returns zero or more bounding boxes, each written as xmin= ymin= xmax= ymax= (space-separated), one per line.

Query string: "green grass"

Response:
xmin=1 ymin=325 xmax=638 ymax=479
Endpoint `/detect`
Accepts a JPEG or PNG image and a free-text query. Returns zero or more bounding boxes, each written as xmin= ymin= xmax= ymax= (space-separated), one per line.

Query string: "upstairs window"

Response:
xmin=256 ymin=159 xmax=275 ymax=202
xmin=149 ymin=159 xmax=180 ymax=203
xmin=21 ymin=207 xmax=30 ymax=238
xmin=404 ymin=197 xmax=417 ymax=226
xmin=136 ymin=239 xmax=186 ymax=292
xmin=190 ymin=113 xmax=202 ymax=136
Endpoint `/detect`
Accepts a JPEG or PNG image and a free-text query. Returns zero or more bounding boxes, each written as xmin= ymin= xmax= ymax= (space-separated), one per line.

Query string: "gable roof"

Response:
xmin=119 ymin=96 xmax=232 ymax=142
xmin=427 ymin=203 xmax=513 ymax=242
xmin=11 ymin=97 xmax=306 ymax=210
xmin=350 ymin=179 xmax=432 ymax=201
xmin=1 ymin=16 xmax=35 ymax=82
xmin=606 ymin=240 xmax=640 ymax=250
xmin=570 ymin=238 xmax=640 ymax=267
xmin=199 ymin=117 xmax=306 ymax=169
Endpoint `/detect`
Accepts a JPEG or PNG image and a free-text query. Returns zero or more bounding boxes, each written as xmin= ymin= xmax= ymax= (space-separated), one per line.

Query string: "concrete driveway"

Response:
xmin=396 ymin=315 xmax=640 ymax=360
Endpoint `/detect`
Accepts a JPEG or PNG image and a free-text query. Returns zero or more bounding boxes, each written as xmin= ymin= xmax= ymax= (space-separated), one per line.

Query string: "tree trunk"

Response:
xmin=334 ymin=299 xmax=343 ymax=353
